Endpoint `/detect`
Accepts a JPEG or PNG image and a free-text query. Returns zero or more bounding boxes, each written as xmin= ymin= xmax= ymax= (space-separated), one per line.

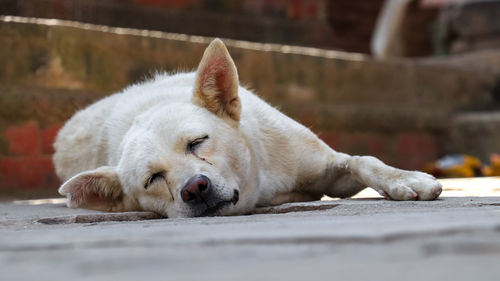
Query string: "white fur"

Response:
xmin=54 ymin=39 xmax=442 ymax=217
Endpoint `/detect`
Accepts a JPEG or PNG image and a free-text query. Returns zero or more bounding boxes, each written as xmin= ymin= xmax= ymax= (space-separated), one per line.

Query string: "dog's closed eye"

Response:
xmin=187 ymin=135 xmax=209 ymax=153
xmin=145 ymin=172 xmax=165 ymax=189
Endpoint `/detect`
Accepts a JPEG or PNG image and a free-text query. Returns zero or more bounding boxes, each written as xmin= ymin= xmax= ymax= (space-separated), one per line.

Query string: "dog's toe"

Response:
xmin=376 ymin=171 xmax=442 ymax=201
xmin=416 ymin=180 xmax=442 ymax=200
xmin=382 ymin=185 xmax=418 ymax=201
xmin=399 ymin=171 xmax=442 ymax=201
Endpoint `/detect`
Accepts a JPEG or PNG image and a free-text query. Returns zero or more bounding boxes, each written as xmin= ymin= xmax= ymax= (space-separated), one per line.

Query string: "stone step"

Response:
xmin=446 ymin=112 xmax=500 ymax=161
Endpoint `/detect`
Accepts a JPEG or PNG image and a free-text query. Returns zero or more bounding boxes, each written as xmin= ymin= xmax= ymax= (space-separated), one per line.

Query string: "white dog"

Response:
xmin=53 ymin=39 xmax=442 ymax=217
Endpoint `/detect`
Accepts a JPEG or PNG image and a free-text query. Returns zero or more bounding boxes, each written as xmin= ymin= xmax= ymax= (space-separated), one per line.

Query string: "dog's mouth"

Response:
xmin=198 ymin=190 xmax=239 ymax=217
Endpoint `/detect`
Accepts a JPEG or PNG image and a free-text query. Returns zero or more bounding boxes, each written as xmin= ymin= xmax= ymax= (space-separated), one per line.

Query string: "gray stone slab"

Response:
xmin=1 ymin=197 xmax=500 ymax=280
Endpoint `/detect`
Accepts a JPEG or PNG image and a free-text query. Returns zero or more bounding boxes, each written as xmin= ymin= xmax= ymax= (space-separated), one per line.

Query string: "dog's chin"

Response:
xmin=197 ymin=200 xmax=233 ymax=217
xmin=188 ymin=190 xmax=240 ymax=217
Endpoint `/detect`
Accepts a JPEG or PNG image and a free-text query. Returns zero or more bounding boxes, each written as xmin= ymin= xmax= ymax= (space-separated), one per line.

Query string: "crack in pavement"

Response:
xmin=36 ymin=212 xmax=163 ymax=225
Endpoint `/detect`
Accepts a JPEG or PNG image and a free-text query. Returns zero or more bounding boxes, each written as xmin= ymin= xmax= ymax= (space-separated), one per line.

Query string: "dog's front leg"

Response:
xmin=324 ymin=152 xmax=442 ymax=200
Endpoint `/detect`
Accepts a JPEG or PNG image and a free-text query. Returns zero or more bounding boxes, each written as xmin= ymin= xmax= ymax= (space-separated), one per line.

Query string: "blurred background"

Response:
xmin=0 ymin=0 xmax=499 ymax=199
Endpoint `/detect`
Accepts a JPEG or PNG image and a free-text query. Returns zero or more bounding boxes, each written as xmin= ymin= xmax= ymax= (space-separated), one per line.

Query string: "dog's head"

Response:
xmin=58 ymin=39 xmax=258 ymax=217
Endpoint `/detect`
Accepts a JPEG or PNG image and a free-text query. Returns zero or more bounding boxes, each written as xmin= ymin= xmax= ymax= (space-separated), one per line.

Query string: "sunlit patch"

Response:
xmin=437 ymin=177 xmax=500 ymax=197
xmin=1 ymin=15 xmax=367 ymax=62
xmin=13 ymin=198 xmax=67 ymax=205
xmin=321 ymin=177 xmax=500 ymax=200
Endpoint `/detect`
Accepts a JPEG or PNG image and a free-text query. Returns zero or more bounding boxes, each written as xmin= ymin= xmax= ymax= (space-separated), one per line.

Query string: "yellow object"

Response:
xmin=483 ymin=154 xmax=500 ymax=177
xmin=425 ymin=155 xmax=482 ymax=178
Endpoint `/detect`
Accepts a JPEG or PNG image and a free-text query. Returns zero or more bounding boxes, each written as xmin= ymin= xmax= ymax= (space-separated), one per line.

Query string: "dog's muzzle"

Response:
xmin=180 ymin=174 xmax=239 ymax=216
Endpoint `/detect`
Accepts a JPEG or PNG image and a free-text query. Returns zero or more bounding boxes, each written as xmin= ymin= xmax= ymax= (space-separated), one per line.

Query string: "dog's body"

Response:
xmin=54 ymin=39 xmax=441 ymax=218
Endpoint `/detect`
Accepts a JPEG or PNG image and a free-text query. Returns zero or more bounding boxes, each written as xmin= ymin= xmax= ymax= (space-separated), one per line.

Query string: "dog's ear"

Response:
xmin=58 ymin=166 xmax=126 ymax=212
xmin=193 ymin=38 xmax=241 ymax=123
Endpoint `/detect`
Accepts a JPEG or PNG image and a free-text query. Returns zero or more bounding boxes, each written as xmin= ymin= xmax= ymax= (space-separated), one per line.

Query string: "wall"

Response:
xmin=437 ymin=0 xmax=500 ymax=54
xmin=0 ymin=0 xmax=386 ymax=53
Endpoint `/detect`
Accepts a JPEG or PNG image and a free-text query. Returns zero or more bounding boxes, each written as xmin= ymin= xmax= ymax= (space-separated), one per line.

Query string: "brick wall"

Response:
xmin=1 ymin=17 xmax=499 ymax=198
xmin=1 ymin=123 xmax=60 ymax=190
xmin=0 ymin=0 xmax=385 ymax=53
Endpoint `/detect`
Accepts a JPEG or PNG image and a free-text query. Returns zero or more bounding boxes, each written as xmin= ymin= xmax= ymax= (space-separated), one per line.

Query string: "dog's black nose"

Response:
xmin=181 ymin=174 xmax=211 ymax=203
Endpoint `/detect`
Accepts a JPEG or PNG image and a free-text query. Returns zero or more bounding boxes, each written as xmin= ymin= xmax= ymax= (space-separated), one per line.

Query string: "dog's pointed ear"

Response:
xmin=193 ymin=38 xmax=241 ymax=123
xmin=58 ymin=166 xmax=126 ymax=212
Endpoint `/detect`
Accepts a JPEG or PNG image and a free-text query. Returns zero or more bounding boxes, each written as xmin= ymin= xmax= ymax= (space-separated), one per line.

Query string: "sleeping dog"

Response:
xmin=54 ymin=39 xmax=442 ymax=217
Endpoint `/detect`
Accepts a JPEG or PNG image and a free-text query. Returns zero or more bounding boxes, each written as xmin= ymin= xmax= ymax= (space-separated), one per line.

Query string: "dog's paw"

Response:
xmin=376 ymin=171 xmax=442 ymax=201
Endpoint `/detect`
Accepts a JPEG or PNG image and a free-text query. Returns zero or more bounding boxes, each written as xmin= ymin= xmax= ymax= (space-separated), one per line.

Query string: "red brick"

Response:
xmin=286 ymin=0 xmax=322 ymax=20
xmin=245 ymin=0 xmax=284 ymax=12
xmin=139 ymin=0 xmax=192 ymax=8
xmin=41 ymin=125 xmax=61 ymax=154
xmin=5 ymin=123 xmax=40 ymax=156
xmin=0 ymin=156 xmax=59 ymax=189
xmin=396 ymin=133 xmax=439 ymax=170
xmin=340 ymin=132 xmax=385 ymax=157
xmin=318 ymin=131 xmax=339 ymax=149
xmin=295 ymin=107 xmax=322 ymax=128
xmin=366 ymin=134 xmax=384 ymax=156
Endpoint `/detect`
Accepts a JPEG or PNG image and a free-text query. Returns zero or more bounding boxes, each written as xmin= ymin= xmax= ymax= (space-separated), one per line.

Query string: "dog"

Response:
xmin=53 ymin=39 xmax=442 ymax=218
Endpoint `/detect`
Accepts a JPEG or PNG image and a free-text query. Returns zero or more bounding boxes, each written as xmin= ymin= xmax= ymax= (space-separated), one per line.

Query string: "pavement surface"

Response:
xmin=1 ymin=178 xmax=500 ymax=281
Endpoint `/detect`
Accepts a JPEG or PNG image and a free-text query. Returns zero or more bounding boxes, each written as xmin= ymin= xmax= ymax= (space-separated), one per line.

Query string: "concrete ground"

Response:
xmin=1 ymin=178 xmax=500 ymax=281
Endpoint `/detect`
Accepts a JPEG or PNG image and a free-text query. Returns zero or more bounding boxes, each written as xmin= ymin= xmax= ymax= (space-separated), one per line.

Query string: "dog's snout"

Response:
xmin=181 ymin=174 xmax=211 ymax=203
